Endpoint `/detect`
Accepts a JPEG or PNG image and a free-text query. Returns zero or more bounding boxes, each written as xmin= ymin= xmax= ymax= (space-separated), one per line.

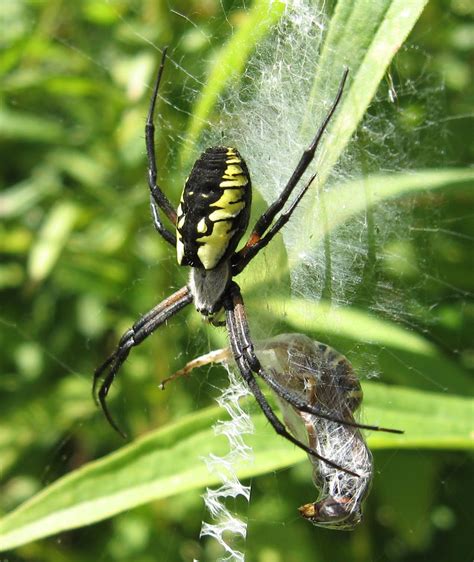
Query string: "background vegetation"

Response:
xmin=1 ymin=1 xmax=473 ymax=561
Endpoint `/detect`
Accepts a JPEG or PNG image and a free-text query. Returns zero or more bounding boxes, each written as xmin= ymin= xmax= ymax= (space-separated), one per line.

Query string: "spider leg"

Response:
xmin=145 ymin=46 xmax=178 ymax=246
xmin=224 ymin=282 xmax=358 ymax=477
xmin=233 ymin=173 xmax=316 ymax=274
xmin=93 ymin=285 xmax=193 ymax=436
xmin=228 ymin=287 xmax=402 ymax=435
xmin=233 ymin=68 xmax=349 ymax=270
xmin=159 ymin=348 xmax=230 ymax=389
xmin=150 ymin=193 xmax=177 ymax=246
xmin=256 ymin=369 xmax=403 ymax=435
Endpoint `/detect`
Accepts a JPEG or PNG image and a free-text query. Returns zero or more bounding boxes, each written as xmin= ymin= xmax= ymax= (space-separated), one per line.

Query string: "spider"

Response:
xmin=93 ymin=48 xmax=394 ymax=474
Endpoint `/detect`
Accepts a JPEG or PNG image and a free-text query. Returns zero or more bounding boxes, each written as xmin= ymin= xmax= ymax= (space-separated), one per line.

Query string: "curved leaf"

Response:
xmin=294 ymin=168 xmax=474 ymax=265
xmin=261 ymin=298 xmax=473 ymax=394
xmin=180 ymin=0 xmax=285 ymax=164
xmin=0 ymin=382 xmax=471 ymax=551
xmin=303 ymin=0 xmax=429 ymax=189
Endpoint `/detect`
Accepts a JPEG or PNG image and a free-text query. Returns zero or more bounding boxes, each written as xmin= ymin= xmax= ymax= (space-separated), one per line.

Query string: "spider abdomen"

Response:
xmin=176 ymin=146 xmax=251 ymax=270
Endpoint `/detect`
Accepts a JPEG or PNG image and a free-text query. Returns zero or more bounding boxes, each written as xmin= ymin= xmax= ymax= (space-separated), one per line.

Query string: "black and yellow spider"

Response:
xmin=93 ymin=48 xmax=392 ymax=474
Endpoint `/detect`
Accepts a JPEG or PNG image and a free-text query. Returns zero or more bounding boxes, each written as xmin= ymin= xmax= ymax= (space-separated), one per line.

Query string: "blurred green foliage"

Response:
xmin=0 ymin=1 xmax=473 ymax=561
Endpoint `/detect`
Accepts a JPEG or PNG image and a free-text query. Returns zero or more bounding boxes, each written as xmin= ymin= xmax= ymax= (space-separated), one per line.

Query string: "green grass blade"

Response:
xmin=303 ymin=0 xmax=429 ymax=189
xmin=180 ymin=0 xmax=285 ymax=165
xmin=27 ymin=202 xmax=79 ymax=283
xmin=0 ymin=108 xmax=65 ymax=143
xmin=0 ymin=382 xmax=471 ymax=551
xmin=261 ymin=298 xmax=473 ymax=394
xmin=293 ymin=168 xmax=474 ymax=265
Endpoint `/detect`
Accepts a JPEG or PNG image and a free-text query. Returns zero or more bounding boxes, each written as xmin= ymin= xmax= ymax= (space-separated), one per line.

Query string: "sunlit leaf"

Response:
xmin=181 ymin=0 xmax=285 ymax=164
xmin=0 ymin=382 xmax=471 ymax=551
xmin=27 ymin=202 xmax=79 ymax=283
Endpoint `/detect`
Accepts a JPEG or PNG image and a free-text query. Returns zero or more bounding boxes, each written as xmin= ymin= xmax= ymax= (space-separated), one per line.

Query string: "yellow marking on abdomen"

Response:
xmin=220 ymin=176 xmax=248 ymax=188
xmin=197 ymin=217 xmax=208 ymax=233
xmin=213 ymin=186 xmax=245 ymax=209
xmin=197 ymin=221 xmax=235 ymax=269
xmin=176 ymin=232 xmax=185 ymax=264
xmin=209 ymin=201 xmax=245 ymax=221
xmin=222 ymin=164 xmax=243 ymax=177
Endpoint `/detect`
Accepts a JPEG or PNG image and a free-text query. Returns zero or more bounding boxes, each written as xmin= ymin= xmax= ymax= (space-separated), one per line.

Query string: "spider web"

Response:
xmin=0 ymin=0 xmax=472 ymax=561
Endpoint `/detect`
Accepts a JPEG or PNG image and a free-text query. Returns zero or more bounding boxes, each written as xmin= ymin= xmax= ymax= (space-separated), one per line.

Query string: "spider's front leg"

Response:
xmin=223 ymin=282 xmax=357 ymax=476
xmin=145 ymin=46 xmax=178 ymax=247
xmin=232 ymin=68 xmax=349 ymax=275
xmin=93 ymin=285 xmax=193 ymax=436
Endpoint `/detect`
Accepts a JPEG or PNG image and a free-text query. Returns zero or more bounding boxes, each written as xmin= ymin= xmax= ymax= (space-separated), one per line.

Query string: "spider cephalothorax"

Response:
xmin=92 ymin=47 xmax=397 ymax=474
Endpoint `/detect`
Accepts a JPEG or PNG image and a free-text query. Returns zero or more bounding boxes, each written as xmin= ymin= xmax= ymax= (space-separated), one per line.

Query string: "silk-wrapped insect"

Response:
xmin=165 ymin=333 xmax=402 ymax=530
xmin=256 ymin=334 xmax=373 ymax=530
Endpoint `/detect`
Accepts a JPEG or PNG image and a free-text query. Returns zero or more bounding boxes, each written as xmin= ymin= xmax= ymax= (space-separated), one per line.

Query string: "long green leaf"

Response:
xmin=291 ymin=0 xmax=430 ymax=259
xmin=0 ymin=108 xmax=65 ymax=143
xmin=292 ymin=168 xmax=474 ymax=267
xmin=0 ymin=382 xmax=471 ymax=551
xmin=304 ymin=0 xmax=429 ymax=188
xmin=180 ymin=0 xmax=285 ymax=164
xmin=261 ymin=298 xmax=473 ymax=394
xmin=27 ymin=202 xmax=79 ymax=283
